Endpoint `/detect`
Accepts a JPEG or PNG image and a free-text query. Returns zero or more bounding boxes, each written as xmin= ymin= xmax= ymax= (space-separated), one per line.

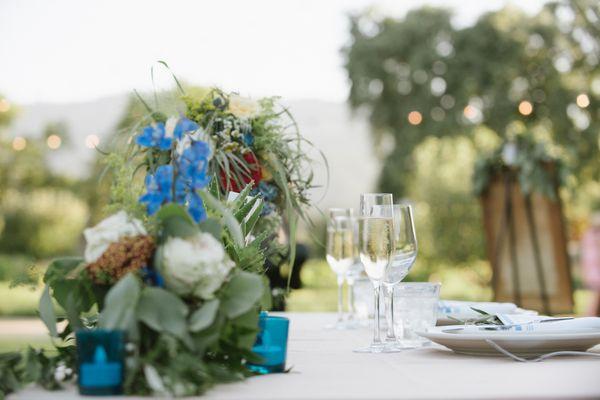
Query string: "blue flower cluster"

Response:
xmin=136 ymin=117 xmax=199 ymax=151
xmin=251 ymin=181 xmax=278 ymax=216
xmin=137 ymin=117 xmax=211 ymax=223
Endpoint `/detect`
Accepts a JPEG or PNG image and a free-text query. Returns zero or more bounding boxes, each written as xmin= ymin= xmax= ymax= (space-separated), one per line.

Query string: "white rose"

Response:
xmin=159 ymin=232 xmax=234 ymax=299
xmin=83 ymin=211 xmax=147 ymax=263
xmin=228 ymin=95 xmax=259 ymax=119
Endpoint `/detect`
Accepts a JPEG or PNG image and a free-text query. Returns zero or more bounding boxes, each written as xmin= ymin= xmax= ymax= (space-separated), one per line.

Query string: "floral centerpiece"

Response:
xmin=0 ymin=81 xmax=320 ymax=397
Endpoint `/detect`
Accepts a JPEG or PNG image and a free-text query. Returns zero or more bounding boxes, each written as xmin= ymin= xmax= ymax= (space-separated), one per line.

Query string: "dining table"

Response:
xmin=9 ymin=312 xmax=600 ymax=400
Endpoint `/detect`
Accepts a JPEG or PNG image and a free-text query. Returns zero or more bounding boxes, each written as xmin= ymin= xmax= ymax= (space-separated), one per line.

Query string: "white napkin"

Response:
xmin=438 ymin=300 xmax=522 ymax=319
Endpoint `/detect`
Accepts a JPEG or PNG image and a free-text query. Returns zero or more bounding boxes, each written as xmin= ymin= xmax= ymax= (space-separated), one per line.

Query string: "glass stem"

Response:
xmin=384 ymin=284 xmax=397 ymax=342
xmin=347 ymin=277 xmax=355 ymax=322
xmin=337 ymin=276 xmax=344 ymax=324
xmin=373 ymin=282 xmax=382 ymax=346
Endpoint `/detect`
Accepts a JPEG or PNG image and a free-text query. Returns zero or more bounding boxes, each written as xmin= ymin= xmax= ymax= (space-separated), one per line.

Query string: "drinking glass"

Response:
xmin=383 ymin=204 xmax=417 ymax=350
xmin=393 ymin=282 xmax=440 ymax=347
xmin=355 ymin=193 xmax=394 ymax=353
xmin=328 ymin=208 xmax=360 ymax=326
xmin=325 ymin=214 xmax=355 ymax=329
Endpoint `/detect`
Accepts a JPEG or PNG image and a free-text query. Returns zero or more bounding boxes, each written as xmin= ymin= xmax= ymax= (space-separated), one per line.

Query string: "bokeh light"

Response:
xmin=47 ymin=134 xmax=62 ymax=149
xmin=12 ymin=136 xmax=26 ymax=151
xmin=463 ymin=105 xmax=477 ymax=119
xmin=518 ymin=100 xmax=533 ymax=116
xmin=407 ymin=111 xmax=423 ymax=125
xmin=85 ymin=134 xmax=100 ymax=149
xmin=0 ymin=99 xmax=10 ymax=113
xmin=576 ymin=93 xmax=590 ymax=108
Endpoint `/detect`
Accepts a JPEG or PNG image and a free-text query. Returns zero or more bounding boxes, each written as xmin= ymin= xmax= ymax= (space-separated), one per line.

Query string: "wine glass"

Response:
xmin=328 ymin=208 xmax=361 ymax=328
xmin=325 ymin=214 xmax=355 ymax=330
xmin=383 ymin=204 xmax=417 ymax=350
xmin=355 ymin=193 xmax=394 ymax=353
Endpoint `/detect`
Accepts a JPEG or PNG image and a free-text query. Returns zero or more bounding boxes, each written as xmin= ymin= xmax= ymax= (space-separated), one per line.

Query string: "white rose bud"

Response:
xmin=159 ymin=233 xmax=234 ymax=299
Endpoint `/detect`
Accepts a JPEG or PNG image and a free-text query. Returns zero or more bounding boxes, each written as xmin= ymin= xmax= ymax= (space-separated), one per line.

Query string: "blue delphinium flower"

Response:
xmin=179 ymin=141 xmax=212 ymax=189
xmin=136 ymin=122 xmax=171 ymax=150
xmin=186 ymin=191 xmax=207 ymax=223
xmin=173 ymin=118 xmax=199 ymax=140
xmin=139 ymin=165 xmax=174 ymax=215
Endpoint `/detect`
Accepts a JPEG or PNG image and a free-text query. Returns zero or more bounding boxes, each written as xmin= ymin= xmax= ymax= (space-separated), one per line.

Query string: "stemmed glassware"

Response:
xmin=325 ymin=210 xmax=356 ymax=330
xmin=383 ymin=204 xmax=417 ymax=350
xmin=355 ymin=193 xmax=394 ymax=353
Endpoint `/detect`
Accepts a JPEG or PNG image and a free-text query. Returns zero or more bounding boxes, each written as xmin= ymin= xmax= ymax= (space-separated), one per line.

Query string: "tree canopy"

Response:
xmin=344 ymin=1 xmax=599 ymax=195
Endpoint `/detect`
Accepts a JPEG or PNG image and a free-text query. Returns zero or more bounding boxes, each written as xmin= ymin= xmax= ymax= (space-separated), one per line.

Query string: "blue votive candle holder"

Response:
xmin=76 ymin=329 xmax=125 ymax=396
xmin=248 ymin=312 xmax=290 ymax=374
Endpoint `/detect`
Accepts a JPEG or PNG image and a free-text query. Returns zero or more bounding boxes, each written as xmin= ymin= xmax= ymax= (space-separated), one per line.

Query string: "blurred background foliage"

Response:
xmin=344 ymin=0 xmax=600 ymax=281
xmin=0 ymin=0 xmax=598 ymax=317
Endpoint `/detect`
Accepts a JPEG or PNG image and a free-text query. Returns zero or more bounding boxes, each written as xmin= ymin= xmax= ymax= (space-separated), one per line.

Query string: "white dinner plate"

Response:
xmin=418 ymin=325 xmax=600 ymax=357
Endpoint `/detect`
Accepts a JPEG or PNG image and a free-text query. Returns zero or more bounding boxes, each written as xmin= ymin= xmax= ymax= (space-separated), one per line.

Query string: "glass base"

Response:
xmin=79 ymin=385 xmax=123 ymax=396
xmin=353 ymin=342 xmax=386 ymax=353
xmin=247 ymin=362 xmax=285 ymax=374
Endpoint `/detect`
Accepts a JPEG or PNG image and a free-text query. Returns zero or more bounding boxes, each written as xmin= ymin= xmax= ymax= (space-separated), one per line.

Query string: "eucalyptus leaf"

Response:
xmin=38 ymin=285 xmax=57 ymax=337
xmin=221 ymin=272 xmax=264 ymax=319
xmin=197 ymin=218 xmax=222 ymax=241
xmin=137 ymin=287 xmax=190 ymax=343
xmin=189 ymin=299 xmax=220 ymax=332
xmin=98 ymin=274 xmax=141 ymax=332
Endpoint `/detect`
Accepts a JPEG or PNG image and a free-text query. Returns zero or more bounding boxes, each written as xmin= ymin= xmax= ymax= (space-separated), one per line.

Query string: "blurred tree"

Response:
xmin=345 ymin=1 xmax=599 ymax=192
xmin=344 ymin=1 xmax=600 ymax=272
xmin=0 ymin=94 xmax=17 ymax=128
xmin=0 ymin=96 xmax=89 ymax=259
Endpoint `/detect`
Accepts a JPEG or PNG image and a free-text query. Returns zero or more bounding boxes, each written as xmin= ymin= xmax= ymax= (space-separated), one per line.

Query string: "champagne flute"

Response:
xmin=328 ymin=208 xmax=361 ymax=327
xmin=325 ymin=214 xmax=355 ymax=329
xmin=355 ymin=193 xmax=394 ymax=353
xmin=383 ymin=204 xmax=417 ymax=350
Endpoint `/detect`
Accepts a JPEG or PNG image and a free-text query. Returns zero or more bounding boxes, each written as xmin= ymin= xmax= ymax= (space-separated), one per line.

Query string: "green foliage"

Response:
xmin=345 ymin=1 xmax=600 ymax=194
xmin=473 ymin=130 xmax=568 ymax=200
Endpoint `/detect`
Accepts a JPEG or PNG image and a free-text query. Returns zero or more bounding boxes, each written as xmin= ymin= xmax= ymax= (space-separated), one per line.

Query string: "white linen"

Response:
xmin=8 ymin=313 xmax=600 ymax=400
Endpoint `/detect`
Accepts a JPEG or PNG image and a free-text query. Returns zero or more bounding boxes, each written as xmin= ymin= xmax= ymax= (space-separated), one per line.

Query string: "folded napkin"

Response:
xmin=437 ymin=300 xmax=525 ymax=319
xmin=453 ymin=316 xmax=600 ymax=334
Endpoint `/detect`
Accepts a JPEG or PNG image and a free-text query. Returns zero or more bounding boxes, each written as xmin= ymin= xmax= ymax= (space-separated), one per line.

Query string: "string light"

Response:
xmin=407 ymin=111 xmax=423 ymax=125
xmin=47 ymin=134 xmax=62 ymax=150
xmin=0 ymin=99 xmax=10 ymax=113
xmin=85 ymin=134 xmax=100 ymax=149
xmin=12 ymin=136 xmax=26 ymax=151
xmin=463 ymin=105 xmax=476 ymax=119
xmin=576 ymin=93 xmax=590 ymax=108
xmin=518 ymin=101 xmax=533 ymax=116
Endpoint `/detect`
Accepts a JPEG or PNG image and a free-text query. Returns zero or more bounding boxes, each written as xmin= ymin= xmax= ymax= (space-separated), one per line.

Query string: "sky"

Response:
xmin=0 ymin=0 xmax=548 ymax=105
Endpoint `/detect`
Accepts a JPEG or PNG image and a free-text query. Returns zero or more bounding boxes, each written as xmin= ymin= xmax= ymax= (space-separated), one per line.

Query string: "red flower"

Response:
xmin=219 ymin=152 xmax=262 ymax=192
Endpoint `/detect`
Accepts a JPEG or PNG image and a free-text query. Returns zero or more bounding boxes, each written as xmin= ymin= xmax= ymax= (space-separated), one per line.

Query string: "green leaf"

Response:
xmin=43 ymin=257 xmax=84 ymax=286
xmin=201 ymin=191 xmax=244 ymax=247
xmin=98 ymin=274 xmax=141 ymax=332
xmin=197 ymin=218 xmax=222 ymax=241
xmin=189 ymin=299 xmax=220 ymax=332
xmin=137 ymin=287 xmax=190 ymax=343
xmin=38 ymin=285 xmax=57 ymax=337
xmin=156 ymin=204 xmax=194 ymax=224
xmin=161 ymin=215 xmax=198 ymax=239
xmin=221 ymin=272 xmax=264 ymax=319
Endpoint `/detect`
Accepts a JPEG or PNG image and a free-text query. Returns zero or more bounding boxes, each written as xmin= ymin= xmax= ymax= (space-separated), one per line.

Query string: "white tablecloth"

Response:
xmin=9 ymin=313 xmax=600 ymax=399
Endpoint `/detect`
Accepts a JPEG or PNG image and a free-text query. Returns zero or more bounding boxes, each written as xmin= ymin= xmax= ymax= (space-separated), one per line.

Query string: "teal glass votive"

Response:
xmin=248 ymin=312 xmax=290 ymax=374
xmin=76 ymin=329 xmax=125 ymax=396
